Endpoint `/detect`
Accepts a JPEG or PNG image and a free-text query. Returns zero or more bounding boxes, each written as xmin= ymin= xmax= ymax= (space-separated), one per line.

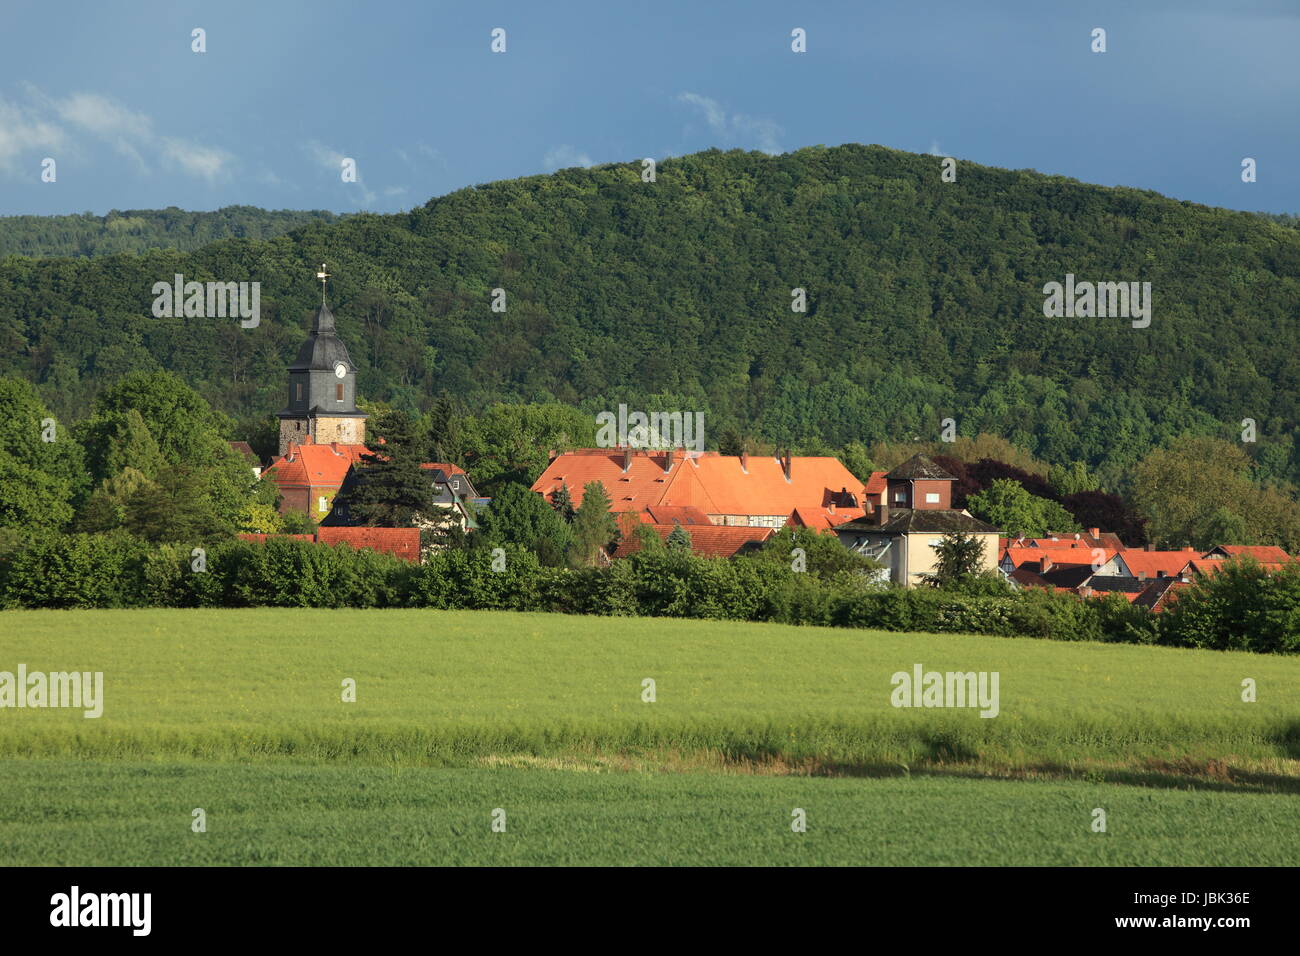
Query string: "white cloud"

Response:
xmin=307 ymin=140 xmax=377 ymax=206
xmin=161 ymin=137 xmax=233 ymax=183
xmin=543 ymin=145 xmax=594 ymax=171
xmin=677 ymin=92 xmax=782 ymax=154
xmin=927 ymin=140 xmax=946 ymax=157
xmin=0 ymin=86 xmax=232 ymax=181
xmin=0 ymin=95 xmax=67 ymax=176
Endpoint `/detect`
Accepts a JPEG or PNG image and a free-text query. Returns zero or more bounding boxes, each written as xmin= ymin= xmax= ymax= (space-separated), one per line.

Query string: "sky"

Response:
xmin=1 ymin=0 xmax=1297 ymax=217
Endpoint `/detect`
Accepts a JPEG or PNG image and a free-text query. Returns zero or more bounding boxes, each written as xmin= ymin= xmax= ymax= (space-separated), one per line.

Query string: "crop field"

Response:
xmin=1 ymin=608 xmax=1297 ymax=865
xmin=3 ymin=760 xmax=1298 ymax=866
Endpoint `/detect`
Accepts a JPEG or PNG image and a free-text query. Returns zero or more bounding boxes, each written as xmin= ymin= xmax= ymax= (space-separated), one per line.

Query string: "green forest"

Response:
xmin=0 ymin=206 xmax=341 ymax=258
xmin=3 ymin=142 xmax=1299 ymax=496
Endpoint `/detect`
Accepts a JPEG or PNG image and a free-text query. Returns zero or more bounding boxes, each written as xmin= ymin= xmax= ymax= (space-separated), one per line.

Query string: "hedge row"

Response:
xmin=1 ymin=534 xmax=1294 ymax=653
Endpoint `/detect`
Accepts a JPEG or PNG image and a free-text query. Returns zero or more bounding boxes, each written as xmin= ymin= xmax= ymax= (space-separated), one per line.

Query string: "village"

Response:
xmin=240 ymin=288 xmax=1293 ymax=615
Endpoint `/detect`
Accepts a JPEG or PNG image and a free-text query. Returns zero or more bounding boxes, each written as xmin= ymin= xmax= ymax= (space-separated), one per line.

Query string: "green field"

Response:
xmin=1 ymin=608 xmax=1297 ymax=865
xmin=3 ymin=760 xmax=1296 ymax=866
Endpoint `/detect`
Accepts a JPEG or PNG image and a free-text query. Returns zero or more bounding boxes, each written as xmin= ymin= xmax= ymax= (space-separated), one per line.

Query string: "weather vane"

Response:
xmin=316 ymin=263 xmax=330 ymax=306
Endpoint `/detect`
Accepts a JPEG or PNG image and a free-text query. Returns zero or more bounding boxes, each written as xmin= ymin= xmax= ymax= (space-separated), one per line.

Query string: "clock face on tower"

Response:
xmin=334 ymin=362 xmax=347 ymax=379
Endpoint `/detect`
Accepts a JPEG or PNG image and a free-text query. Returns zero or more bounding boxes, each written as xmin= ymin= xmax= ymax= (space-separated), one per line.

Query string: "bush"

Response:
xmin=0 ymin=534 xmax=1293 ymax=654
xmin=1158 ymin=558 xmax=1300 ymax=654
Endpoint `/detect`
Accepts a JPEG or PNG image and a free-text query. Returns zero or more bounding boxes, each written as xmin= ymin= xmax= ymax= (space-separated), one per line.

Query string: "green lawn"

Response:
xmin=2 ymin=760 xmax=1296 ymax=866
xmin=2 ymin=608 xmax=1296 ymax=865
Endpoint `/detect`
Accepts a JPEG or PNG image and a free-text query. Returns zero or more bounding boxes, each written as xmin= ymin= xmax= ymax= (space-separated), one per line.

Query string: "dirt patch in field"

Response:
xmin=474 ymin=749 xmax=1300 ymax=793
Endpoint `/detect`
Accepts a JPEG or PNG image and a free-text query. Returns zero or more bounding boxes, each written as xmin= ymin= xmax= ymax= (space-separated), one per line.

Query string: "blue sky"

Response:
xmin=2 ymin=0 xmax=1297 ymax=216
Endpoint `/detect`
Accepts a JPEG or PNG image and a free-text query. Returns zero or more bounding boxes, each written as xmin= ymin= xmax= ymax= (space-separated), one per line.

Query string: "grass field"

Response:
xmin=1 ymin=608 xmax=1297 ymax=865
xmin=3 ymin=760 xmax=1296 ymax=866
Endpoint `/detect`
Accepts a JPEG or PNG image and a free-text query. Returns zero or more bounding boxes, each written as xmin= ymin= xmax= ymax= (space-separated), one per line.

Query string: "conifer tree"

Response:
xmin=343 ymin=410 xmax=436 ymax=526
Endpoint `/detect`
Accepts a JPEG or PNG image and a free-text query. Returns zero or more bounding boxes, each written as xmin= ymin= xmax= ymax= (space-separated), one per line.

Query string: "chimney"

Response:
xmin=1040 ymin=556 xmax=1053 ymax=573
xmin=740 ymin=449 xmax=749 ymax=473
xmin=782 ymin=450 xmax=792 ymax=482
xmin=622 ymin=445 xmax=632 ymax=473
xmin=663 ymin=449 xmax=674 ymax=474
xmin=1145 ymin=542 xmax=1154 ymax=552
xmin=1089 ymin=527 xmax=1100 ymax=537
xmin=877 ymin=504 xmax=890 ymax=526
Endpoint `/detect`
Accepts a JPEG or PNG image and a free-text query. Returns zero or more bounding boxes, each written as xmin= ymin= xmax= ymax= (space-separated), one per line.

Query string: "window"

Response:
xmin=336 ymin=383 xmax=344 ymax=402
xmin=894 ymin=491 xmax=906 ymax=503
xmin=318 ymin=496 xmax=328 ymax=513
xmin=925 ymin=492 xmax=940 ymax=504
xmin=295 ymin=383 xmax=303 ymax=401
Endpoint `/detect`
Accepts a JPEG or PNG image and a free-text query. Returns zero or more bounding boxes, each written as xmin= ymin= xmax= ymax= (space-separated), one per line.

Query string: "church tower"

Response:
xmin=277 ymin=264 xmax=368 ymax=456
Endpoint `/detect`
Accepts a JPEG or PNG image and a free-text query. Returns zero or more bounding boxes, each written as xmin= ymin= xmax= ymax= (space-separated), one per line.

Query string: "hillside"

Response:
xmin=3 ymin=144 xmax=1299 ymax=486
xmin=0 ymin=206 xmax=341 ymax=258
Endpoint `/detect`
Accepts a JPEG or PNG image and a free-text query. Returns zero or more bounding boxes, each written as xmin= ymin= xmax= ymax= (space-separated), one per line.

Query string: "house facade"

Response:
xmin=832 ymin=455 xmax=1000 ymax=586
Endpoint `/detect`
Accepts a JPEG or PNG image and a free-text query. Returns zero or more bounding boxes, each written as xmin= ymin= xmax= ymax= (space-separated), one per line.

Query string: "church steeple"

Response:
xmin=276 ymin=264 xmax=368 ymax=456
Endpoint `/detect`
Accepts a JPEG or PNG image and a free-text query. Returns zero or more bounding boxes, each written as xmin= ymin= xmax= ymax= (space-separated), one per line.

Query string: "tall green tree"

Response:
xmin=569 ymin=481 xmax=618 ymax=566
xmin=923 ymin=532 xmax=987 ymax=589
xmin=666 ymin=522 xmax=692 ymax=552
xmin=968 ymin=479 xmax=1080 ymax=537
xmin=343 ymin=410 xmax=436 ymax=526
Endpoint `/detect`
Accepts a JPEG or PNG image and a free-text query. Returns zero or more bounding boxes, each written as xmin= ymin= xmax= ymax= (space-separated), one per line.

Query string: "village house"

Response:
xmin=532 ymin=446 xmax=883 ymax=557
xmin=831 ymin=455 xmax=1001 ymax=586
xmin=1002 ymin=540 xmax=1296 ymax=611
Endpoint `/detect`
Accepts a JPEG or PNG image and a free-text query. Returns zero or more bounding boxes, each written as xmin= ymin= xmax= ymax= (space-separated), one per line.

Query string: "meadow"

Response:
xmin=2 ymin=760 xmax=1296 ymax=866
xmin=1 ymin=608 xmax=1297 ymax=865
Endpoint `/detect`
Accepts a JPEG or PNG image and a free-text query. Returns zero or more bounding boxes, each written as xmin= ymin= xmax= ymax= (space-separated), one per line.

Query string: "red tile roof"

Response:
xmin=419 ymin=462 xmax=468 ymax=476
xmin=643 ymin=504 xmax=712 ymax=525
xmin=317 ymin=526 xmax=421 ymax=563
xmin=1117 ymin=550 xmax=1198 ymax=579
xmin=1205 ymin=545 xmax=1293 ymax=563
xmin=532 ymin=448 xmax=870 ymax=519
xmin=613 ymin=523 xmax=774 ymax=559
xmin=263 ymin=439 xmax=369 ymax=489
xmin=789 ymin=505 xmax=868 ymax=531
xmin=1002 ymin=532 xmax=1124 ymax=550
xmin=1001 ymin=546 xmax=1118 ymax=569
xmin=237 ymin=528 xmax=420 ymax=563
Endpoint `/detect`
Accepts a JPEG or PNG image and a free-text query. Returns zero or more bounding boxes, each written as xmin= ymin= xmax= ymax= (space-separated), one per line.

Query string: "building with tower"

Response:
xmin=276 ymin=264 xmax=367 ymax=457
xmin=262 ymin=266 xmax=482 ymax=536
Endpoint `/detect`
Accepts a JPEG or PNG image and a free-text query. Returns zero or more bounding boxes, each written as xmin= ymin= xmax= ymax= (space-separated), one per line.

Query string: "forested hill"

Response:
xmin=3 ymin=143 xmax=1299 ymax=487
xmin=0 ymin=206 xmax=341 ymax=258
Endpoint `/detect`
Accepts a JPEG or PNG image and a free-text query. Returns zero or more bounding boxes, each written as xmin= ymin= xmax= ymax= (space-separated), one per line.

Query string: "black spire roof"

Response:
xmin=289 ymin=304 xmax=356 ymax=372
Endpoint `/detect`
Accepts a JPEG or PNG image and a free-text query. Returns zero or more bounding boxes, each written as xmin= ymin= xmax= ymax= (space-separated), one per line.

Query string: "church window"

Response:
xmin=296 ymin=383 xmax=303 ymax=401
xmin=336 ymin=383 xmax=344 ymax=401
